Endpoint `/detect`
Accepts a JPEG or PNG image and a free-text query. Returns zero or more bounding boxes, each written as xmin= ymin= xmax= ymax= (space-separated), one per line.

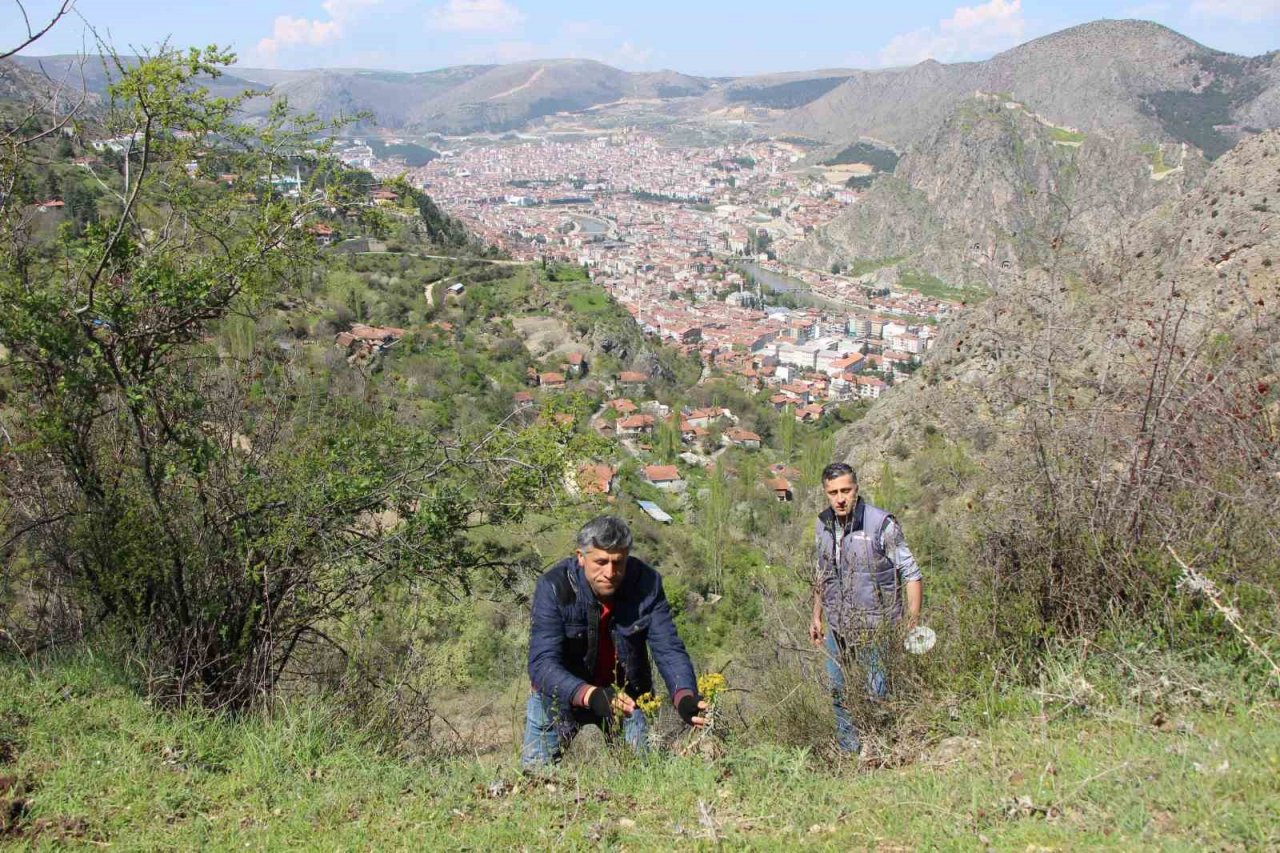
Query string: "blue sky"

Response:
xmin=4 ymin=0 xmax=1278 ymax=75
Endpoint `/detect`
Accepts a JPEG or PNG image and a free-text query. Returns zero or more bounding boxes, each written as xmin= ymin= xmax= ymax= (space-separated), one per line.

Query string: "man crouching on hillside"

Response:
xmin=523 ymin=515 xmax=707 ymax=769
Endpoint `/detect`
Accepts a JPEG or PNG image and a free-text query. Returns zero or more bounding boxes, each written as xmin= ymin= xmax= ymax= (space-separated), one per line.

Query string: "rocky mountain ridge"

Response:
xmin=784 ymin=20 xmax=1280 ymax=159
xmin=786 ymin=93 xmax=1207 ymax=287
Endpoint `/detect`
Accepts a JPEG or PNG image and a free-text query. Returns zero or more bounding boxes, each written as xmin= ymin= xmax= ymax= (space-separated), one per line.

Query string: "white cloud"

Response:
xmin=260 ymin=16 xmax=340 ymax=54
xmin=879 ymin=0 xmax=1026 ymax=66
xmin=426 ymin=0 xmax=526 ymax=33
xmin=1191 ymin=0 xmax=1280 ymax=22
xmin=257 ymin=0 xmax=380 ymax=62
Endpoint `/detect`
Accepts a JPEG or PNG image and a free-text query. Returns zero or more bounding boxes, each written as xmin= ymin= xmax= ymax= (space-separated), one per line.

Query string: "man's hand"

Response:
xmin=611 ymin=691 xmax=637 ymax=717
xmin=810 ymin=592 xmax=825 ymax=647
xmin=586 ymin=686 xmax=636 ymax=718
xmin=904 ymin=579 xmax=923 ymax=633
xmin=677 ymin=693 xmax=710 ymax=728
xmin=809 ymin=615 xmax=823 ymax=647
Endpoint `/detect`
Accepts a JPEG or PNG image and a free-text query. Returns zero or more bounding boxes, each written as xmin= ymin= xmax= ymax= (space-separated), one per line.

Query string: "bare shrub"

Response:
xmin=977 ymin=276 xmax=1280 ymax=647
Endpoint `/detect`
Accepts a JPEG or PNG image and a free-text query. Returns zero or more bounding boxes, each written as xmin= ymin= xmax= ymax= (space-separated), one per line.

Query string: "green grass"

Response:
xmin=1138 ymin=144 xmax=1175 ymax=176
xmin=1049 ymin=127 xmax=1086 ymax=144
xmin=2 ymin=655 xmax=1277 ymax=848
xmin=898 ymin=268 xmax=990 ymax=304
xmin=846 ymin=256 xmax=903 ymax=277
xmin=544 ymin=263 xmax=590 ymax=283
xmin=565 ymin=289 xmax=611 ymax=316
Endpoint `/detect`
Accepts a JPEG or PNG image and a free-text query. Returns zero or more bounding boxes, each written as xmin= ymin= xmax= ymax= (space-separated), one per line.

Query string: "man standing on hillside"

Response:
xmin=523 ymin=515 xmax=708 ymax=769
xmin=809 ymin=462 xmax=923 ymax=755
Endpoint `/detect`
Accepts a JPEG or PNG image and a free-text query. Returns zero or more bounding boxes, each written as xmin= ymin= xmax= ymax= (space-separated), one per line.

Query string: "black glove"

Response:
xmin=587 ymin=686 xmax=615 ymax=719
xmin=676 ymin=693 xmax=701 ymax=726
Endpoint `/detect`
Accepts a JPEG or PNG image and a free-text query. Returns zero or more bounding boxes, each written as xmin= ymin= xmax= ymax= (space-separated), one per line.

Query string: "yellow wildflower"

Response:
xmin=635 ymin=691 xmax=662 ymax=716
xmin=697 ymin=672 xmax=727 ymax=705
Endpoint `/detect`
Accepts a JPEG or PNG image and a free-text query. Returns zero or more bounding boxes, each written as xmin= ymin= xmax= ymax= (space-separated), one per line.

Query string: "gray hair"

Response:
xmin=821 ymin=462 xmax=857 ymax=485
xmin=576 ymin=515 xmax=633 ymax=552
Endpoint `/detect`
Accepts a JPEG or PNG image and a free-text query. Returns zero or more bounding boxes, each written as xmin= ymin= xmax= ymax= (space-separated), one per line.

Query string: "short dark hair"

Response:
xmin=576 ymin=515 xmax=633 ymax=552
xmin=820 ymin=462 xmax=857 ymax=485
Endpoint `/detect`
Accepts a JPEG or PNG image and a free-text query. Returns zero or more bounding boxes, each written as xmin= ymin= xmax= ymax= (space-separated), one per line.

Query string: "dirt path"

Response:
xmin=487 ymin=66 xmax=546 ymax=101
xmin=350 ymin=250 xmax=526 ymax=266
xmin=1150 ymin=142 xmax=1188 ymax=182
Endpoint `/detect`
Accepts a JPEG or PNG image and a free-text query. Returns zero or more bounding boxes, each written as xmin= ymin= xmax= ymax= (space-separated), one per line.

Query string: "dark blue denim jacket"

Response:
xmin=527 ymin=555 xmax=697 ymax=707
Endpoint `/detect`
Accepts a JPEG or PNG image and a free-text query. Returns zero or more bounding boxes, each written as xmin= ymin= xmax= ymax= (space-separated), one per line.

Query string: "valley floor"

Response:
xmin=1 ymin=657 xmax=1277 ymax=849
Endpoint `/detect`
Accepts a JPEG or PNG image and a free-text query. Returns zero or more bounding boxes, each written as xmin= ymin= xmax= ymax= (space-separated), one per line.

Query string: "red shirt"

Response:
xmin=591 ymin=601 xmax=619 ymax=687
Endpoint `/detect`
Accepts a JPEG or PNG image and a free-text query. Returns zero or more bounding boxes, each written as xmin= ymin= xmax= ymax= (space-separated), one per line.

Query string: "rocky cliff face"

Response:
xmin=834 ymin=129 xmax=1280 ymax=477
xmin=787 ymin=95 xmax=1206 ymax=287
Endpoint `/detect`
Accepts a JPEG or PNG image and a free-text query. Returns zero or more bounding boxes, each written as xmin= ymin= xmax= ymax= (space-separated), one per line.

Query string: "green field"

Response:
xmin=846 ymin=256 xmax=904 ymax=277
xmin=1049 ymin=127 xmax=1086 ymax=144
xmin=898 ymin=268 xmax=990 ymax=304
xmin=1 ymin=655 xmax=1275 ymax=848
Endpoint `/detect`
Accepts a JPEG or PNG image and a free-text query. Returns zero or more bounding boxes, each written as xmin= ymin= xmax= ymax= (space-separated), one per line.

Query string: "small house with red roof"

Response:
xmin=616 ymin=414 xmax=656 ymax=436
xmin=723 ymin=427 xmax=762 ymax=450
xmin=643 ymin=464 xmax=685 ymax=492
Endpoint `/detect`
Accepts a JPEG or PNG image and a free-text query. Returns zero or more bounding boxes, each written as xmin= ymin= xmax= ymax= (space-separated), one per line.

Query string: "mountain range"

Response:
xmin=5 ymin=20 xmax=1275 ymax=159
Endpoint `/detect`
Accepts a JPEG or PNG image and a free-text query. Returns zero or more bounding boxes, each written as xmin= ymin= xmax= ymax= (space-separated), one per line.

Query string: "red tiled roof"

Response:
xmin=348 ymin=323 xmax=406 ymax=342
xmin=643 ymin=464 xmax=681 ymax=482
xmin=617 ymin=414 xmax=655 ymax=429
xmin=578 ymin=463 xmax=616 ymax=494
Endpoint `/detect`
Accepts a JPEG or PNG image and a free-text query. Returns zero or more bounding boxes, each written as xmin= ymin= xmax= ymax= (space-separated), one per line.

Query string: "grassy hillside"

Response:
xmin=1 ymin=654 xmax=1276 ymax=848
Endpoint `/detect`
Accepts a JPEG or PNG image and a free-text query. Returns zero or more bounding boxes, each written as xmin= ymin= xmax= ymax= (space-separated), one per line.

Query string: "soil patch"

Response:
xmin=511 ymin=316 xmax=585 ymax=361
xmin=822 ymin=163 xmax=874 ymax=184
xmin=0 ymin=773 xmax=93 ymax=843
xmin=0 ymin=773 xmax=30 ymax=838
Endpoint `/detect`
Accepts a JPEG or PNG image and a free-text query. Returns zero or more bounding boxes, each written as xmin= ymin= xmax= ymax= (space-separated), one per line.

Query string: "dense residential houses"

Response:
xmin=323 ymin=130 xmax=973 ymax=513
xmin=405 ymin=133 xmax=959 ymax=367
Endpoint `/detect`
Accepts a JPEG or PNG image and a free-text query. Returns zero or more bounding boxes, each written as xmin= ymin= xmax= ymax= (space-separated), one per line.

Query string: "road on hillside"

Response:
xmin=347 ymin=249 xmax=529 ymax=266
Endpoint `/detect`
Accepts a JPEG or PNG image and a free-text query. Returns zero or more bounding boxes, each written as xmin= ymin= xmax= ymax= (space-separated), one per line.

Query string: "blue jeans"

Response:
xmin=824 ymin=628 xmax=888 ymax=754
xmin=520 ymin=690 xmax=649 ymax=769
